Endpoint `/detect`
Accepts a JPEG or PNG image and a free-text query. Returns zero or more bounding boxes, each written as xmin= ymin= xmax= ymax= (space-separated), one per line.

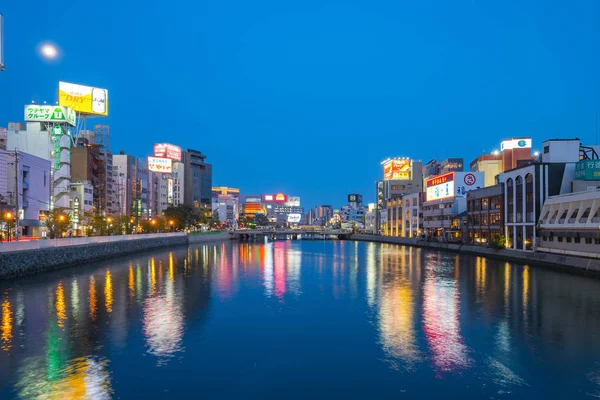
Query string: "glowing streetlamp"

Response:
xmin=58 ymin=215 xmax=65 ymax=222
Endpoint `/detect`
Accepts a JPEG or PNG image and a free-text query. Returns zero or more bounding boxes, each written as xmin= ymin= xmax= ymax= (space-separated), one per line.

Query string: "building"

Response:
xmin=501 ymin=137 xmax=534 ymax=171
xmin=499 ymin=138 xmax=584 ymax=251
xmin=340 ymin=194 xmax=367 ymax=225
xmin=0 ymin=127 xmax=6 ymax=150
xmin=0 ymin=150 xmax=51 ymax=237
xmin=401 ymin=192 xmax=425 ymax=238
xmin=7 ymin=120 xmax=72 ymax=210
xmin=315 ymin=205 xmax=333 ymax=221
xmin=376 ymin=159 xmax=423 ymax=234
xmin=470 ymin=154 xmax=502 ymax=187
xmin=364 ymin=203 xmax=377 ymax=234
xmin=307 ymin=208 xmax=316 ymax=225
xmin=212 ymin=187 xmax=240 ymax=223
xmin=212 ymin=186 xmax=240 ymax=202
xmin=537 ymin=189 xmax=600 ymax=258
xmin=70 ymin=179 xmax=94 ymax=235
xmin=466 ymin=184 xmax=504 ymax=245
xmin=213 ymin=194 xmax=238 ymax=226
xmin=183 ymin=149 xmax=212 ymax=210
xmin=113 ymin=153 xmax=150 ymax=219
xmin=422 ymin=171 xmax=484 ymax=241
xmin=422 ymin=158 xmax=464 ymax=182
xmin=150 ymin=172 xmax=169 ymax=216
xmin=172 ymin=161 xmax=185 ymax=207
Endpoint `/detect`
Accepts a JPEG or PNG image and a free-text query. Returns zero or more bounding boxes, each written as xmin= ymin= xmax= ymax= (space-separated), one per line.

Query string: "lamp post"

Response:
xmin=169 ymin=220 xmax=174 ymax=231
xmin=5 ymin=212 xmax=13 ymax=242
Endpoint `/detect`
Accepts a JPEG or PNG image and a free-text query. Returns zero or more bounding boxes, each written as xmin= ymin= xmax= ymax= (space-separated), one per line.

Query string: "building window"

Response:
xmin=586 ymin=238 xmax=593 ymax=245
xmin=574 ymin=237 xmax=581 ymax=244
xmin=525 ymin=173 xmax=534 ymax=222
xmin=566 ymin=237 xmax=572 ymax=243
xmin=481 ymin=198 xmax=489 ymax=210
xmin=506 ymin=178 xmax=514 ymax=223
xmin=558 ymin=237 xmax=563 ymax=242
xmin=515 ymin=176 xmax=523 ymax=223
xmin=544 ymin=145 xmax=550 ymax=154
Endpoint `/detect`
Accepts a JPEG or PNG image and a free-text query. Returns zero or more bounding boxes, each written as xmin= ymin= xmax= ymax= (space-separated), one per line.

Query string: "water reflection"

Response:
xmin=0 ymin=241 xmax=599 ymax=398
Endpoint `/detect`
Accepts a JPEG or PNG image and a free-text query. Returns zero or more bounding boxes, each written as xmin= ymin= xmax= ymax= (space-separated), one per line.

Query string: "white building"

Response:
xmin=537 ymin=189 xmax=600 ymax=258
xmin=212 ymin=194 xmax=238 ymax=226
xmin=70 ymin=180 xmax=94 ymax=213
xmin=7 ymin=121 xmax=72 ymax=210
xmin=499 ymin=139 xmax=580 ymax=251
xmin=172 ymin=162 xmax=185 ymax=206
xmin=422 ymin=171 xmax=484 ymax=240
xmin=401 ymin=192 xmax=424 ymax=238
xmin=364 ymin=203 xmax=377 ymax=234
xmin=0 ymin=150 xmax=51 ymax=237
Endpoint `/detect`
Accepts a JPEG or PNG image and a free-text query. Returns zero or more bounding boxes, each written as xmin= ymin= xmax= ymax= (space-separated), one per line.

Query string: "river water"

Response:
xmin=0 ymin=240 xmax=599 ymax=399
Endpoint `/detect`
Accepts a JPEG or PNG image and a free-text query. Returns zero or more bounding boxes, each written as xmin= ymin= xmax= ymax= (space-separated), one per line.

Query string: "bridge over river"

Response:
xmin=229 ymin=228 xmax=353 ymax=240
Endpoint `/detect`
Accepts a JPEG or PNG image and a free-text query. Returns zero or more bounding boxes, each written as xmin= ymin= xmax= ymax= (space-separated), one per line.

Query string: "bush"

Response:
xmin=489 ymin=235 xmax=506 ymax=249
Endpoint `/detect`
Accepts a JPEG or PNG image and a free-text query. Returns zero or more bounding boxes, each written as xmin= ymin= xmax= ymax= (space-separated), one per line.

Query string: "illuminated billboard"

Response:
xmin=348 ymin=194 xmax=363 ymax=203
xmin=287 ymin=213 xmax=302 ymax=223
xmin=147 ymin=156 xmax=172 ymax=173
xmin=58 ymin=81 xmax=108 ymax=116
xmin=383 ymin=159 xmax=411 ymax=180
xmin=426 ymin=172 xmax=455 ymax=201
xmin=285 ymin=196 xmax=300 ymax=207
xmin=24 ymin=105 xmax=76 ymax=126
xmin=154 ymin=143 xmax=182 ymax=162
xmin=426 ymin=172 xmax=483 ymax=201
xmin=263 ymin=193 xmax=287 ymax=203
xmin=501 ymin=138 xmax=532 ymax=151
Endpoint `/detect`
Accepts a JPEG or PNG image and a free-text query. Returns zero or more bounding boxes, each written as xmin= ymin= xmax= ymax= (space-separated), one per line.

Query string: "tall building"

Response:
xmin=315 ymin=205 xmax=333 ymax=224
xmin=183 ymin=149 xmax=212 ymax=209
xmin=113 ymin=153 xmax=150 ymax=218
xmin=376 ymin=158 xmax=423 ymax=234
xmin=212 ymin=187 xmax=240 ymax=224
xmin=172 ymin=161 xmax=185 ymax=206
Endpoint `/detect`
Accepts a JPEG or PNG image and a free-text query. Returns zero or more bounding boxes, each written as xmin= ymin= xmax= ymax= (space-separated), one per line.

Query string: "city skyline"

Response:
xmin=1 ymin=1 xmax=599 ymax=207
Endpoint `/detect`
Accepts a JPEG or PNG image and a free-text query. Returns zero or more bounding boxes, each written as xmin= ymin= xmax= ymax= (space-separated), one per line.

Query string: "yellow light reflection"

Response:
xmin=128 ymin=265 xmax=135 ymax=299
xmin=169 ymin=252 xmax=175 ymax=283
xmin=1 ymin=298 xmax=13 ymax=351
xmin=105 ymin=270 xmax=113 ymax=313
xmin=89 ymin=276 xmax=97 ymax=320
xmin=150 ymin=258 xmax=157 ymax=295
xmin=56 ymin=282 xmax=66 ymax=328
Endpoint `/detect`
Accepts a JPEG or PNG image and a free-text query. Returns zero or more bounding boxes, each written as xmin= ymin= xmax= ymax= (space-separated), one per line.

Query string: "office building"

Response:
xmin=183 ymin=149 xmax=212 ymax=209
xmin=113 ymin=153 xmax=150 ymax=218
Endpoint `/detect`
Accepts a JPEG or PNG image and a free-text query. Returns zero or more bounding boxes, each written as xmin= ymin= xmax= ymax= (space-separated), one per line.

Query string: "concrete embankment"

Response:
xmin=350 ymin=234 xmax=600 ymax=276
xmin=0 ymin=232 xmax=231 ymax=280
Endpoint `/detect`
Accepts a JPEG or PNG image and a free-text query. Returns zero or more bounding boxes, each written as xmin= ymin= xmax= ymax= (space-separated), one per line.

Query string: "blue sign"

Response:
xmin=518 ymin=140 xmax=526 ymax=147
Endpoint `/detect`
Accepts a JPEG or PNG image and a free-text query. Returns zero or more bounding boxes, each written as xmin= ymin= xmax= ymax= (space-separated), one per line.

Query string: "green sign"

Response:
xmin=575 ymin=160 xmax=600 ymax=180
xmin=24 ymin=105 xmax=76 ymax=126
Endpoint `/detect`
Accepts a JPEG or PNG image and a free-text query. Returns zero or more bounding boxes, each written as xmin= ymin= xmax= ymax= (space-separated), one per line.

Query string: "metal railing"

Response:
xmin=0 ymin=232 xmax=187 ymax=253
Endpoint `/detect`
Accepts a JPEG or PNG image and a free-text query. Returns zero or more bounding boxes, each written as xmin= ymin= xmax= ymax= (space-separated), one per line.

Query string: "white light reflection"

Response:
xmin=366 ymin=243 xmax=377 ymax=308
xmin=263 ymin=242 xmax=274 ymax=297
xmin=422 ymin=259 xmax=470 ymax=375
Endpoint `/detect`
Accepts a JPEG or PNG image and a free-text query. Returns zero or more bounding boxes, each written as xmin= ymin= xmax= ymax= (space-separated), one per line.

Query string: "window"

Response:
xmin=490 ymin=212 xmax=501 ymax=225
xmin=586 ymin=238 xmax=593 ymax=244
xmin=558 ymin=237 xmax=563 ymax=242
xmin=566 ymin=237 xmax=572 ymax=243
xmin=574 ymin=237 xmax=581 ymax=244
xmin=596 ymin=238 xmax=600 ymax=245
xmin=506 ymin=178 xmax=514 ymax=222
xmin=481 ymin=198 xmax=489 ymax=210
xmin=544 ymin=145 xmax=550 ymax=154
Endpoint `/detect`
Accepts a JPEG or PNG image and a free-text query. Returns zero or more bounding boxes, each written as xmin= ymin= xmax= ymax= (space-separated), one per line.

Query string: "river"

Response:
xmin=0 ymin=240 xmax=599 ymax=399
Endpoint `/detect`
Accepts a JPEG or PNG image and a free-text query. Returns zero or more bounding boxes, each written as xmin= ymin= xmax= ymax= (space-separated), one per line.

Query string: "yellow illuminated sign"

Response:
xmin=58 ymin=81 xmax=108 ymax=116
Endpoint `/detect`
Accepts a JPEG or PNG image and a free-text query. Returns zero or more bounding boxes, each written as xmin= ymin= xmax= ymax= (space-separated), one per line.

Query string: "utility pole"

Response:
xmin=14 ymin=149 xmax=19 ymax=242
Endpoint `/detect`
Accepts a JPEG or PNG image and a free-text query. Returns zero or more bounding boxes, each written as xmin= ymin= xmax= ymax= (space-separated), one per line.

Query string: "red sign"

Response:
xmin=154 ymin=143 xmax=182 ymax=162
xmin=426 ymin=172 xmax=454 ymax=188
xmin=464 ymin=173 xmax=476 ymax=186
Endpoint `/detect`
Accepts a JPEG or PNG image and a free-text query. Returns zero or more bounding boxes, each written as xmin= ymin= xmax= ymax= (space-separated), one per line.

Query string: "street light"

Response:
xmin=107 ymin=217 xmax=112 ymax=224
xmin=59 ymin=215 xmax=65 ymax=222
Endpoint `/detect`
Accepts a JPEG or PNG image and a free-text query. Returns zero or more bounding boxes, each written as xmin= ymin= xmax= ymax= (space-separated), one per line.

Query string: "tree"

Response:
xmin=164 ymin=205 xmax=199 ymax=230
xmin=45 ymin=208 xmax=71 ymax=239
xmin=254 ymin=213 xmax=270 ymax=227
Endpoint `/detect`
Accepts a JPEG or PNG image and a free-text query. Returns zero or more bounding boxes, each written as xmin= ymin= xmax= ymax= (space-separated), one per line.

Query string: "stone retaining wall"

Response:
xmin=0 ymin=233 xmax=233 ymax=280
xmin=350 ymin=234 xmax=600 ymax=275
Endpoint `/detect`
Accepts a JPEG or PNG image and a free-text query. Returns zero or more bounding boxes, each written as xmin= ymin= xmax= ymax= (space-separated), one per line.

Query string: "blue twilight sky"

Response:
xmin=1 ymin=1 xmax=599 ymax=208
